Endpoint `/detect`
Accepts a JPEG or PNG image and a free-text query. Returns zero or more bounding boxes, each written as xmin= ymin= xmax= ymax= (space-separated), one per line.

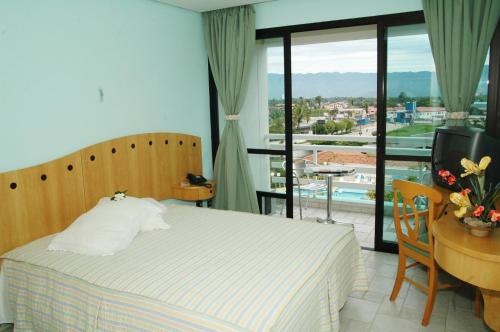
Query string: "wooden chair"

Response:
xmin=389 ymin=179 xmax=451 ymax=326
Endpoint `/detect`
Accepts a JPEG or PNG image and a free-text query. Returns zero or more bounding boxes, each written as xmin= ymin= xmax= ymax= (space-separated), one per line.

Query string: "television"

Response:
xmin=432 ymin=127 xmax=500 ymax=190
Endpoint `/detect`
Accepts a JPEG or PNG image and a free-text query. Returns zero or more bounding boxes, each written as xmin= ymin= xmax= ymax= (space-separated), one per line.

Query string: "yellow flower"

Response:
xmin=460 ymin=156 xmax=491 ymax=178
xmin=449 ymin=192 xmax=471 ymax=218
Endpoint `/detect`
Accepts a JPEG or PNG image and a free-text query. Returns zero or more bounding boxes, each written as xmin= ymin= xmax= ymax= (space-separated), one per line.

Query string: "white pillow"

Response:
xmin=98 ymin=197 xmax=170 ymax=232
xmin=48 ymin=196 xmax=169 ymax=256
xmin=142 ymin=197 xmax=168 ymax=213
xmin=139 ymin=198 xmax=170 ymax=232
xmin=48 ymin=202 xmax=141 ymax=256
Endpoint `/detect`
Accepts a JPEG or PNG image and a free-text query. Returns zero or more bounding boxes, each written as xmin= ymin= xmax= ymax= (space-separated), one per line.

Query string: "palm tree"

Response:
xmin=292 ymin=98 xmax=311 ymax=132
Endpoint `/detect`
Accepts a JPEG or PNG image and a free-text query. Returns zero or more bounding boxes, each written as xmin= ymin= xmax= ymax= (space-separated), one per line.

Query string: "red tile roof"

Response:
xmin=304 ymin=151 xmax=417 ymax=167
xmin=305 ymin=151 xmax=376 ymax=165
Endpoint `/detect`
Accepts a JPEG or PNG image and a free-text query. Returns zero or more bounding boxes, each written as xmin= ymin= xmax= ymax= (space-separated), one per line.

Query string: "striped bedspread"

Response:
xmin=1 ymin=206 xmax=368 ymax=331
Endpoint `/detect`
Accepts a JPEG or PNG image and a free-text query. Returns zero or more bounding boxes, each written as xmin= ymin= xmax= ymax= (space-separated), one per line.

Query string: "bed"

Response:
xmin=0 ymin=133 xmax=368 ymax=331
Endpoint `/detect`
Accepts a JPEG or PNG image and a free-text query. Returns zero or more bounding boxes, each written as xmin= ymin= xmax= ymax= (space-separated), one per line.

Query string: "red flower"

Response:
xmin=438 ymin=169 xmax=456 ymax=185
xmin=472 ymin=205 xmax=485 ymax=217
xmin=460 ymin=188 xmax=471 ymax=196
xmin=488 ymin=210 xmax=500 ymax=222
xmin=438 ymin=169 xmax=450 ymax=179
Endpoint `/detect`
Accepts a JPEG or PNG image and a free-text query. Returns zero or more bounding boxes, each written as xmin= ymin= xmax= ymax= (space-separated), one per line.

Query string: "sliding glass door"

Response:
xmin=289 ymin=25 xmax=377 ymax=248
xmin=222 ymin=12 xmax=498 ymax=252
xmin=376 ymin=23 xmax=490 ymax=251
xmin=240 ymin=37 xmax=290 ymax=217
xmin=377 ymin=23 xmax=435 ymax=250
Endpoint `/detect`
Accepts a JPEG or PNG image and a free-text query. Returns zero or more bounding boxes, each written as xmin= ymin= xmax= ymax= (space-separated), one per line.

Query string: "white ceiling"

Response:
xmin=154 ymin=0 xmax=274 ymax=12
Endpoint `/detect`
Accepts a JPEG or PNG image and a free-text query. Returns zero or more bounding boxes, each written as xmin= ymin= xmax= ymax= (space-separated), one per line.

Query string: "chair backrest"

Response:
xmin=282 ymin=159 xmax=316 ymax=178
xmin=392 ymin=179 xmax=443 ymax=257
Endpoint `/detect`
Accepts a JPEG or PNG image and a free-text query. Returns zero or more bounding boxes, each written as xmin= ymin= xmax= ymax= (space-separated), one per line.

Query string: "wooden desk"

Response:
xmin=433 ymin=206 xmax=500 ymax=330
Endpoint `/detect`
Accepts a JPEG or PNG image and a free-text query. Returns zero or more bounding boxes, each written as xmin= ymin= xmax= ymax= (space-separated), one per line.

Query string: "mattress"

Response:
xmin=1 ymin=205 xmax=368 ymax=331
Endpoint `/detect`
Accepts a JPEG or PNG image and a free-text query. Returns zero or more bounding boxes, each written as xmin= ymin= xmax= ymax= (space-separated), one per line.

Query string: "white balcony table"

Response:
xmin=308 ymin=166 xmax=355 ymax=224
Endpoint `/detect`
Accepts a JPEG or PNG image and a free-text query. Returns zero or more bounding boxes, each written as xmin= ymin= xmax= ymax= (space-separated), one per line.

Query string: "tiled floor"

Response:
xmin=290 ymin=206 xmax=376 ymax=248
xmin=0 ymin=250 xmax=492 ymax=332
xmin=340 ymin=250 xmax=492 ymax=332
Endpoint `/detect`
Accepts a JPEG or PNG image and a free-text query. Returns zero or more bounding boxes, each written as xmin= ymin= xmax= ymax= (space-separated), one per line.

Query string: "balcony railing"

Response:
xmin=265 ymin=133 xmax=433 ymax=157
xmin=257 ymin=133 xmax=431 ymax=199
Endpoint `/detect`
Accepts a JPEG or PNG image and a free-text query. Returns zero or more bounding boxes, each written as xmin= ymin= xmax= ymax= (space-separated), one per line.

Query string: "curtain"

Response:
xmin=203 ymin=6 xmax=259 ymax=213
xmin=422 ymin=0 xmax=500 ymax=126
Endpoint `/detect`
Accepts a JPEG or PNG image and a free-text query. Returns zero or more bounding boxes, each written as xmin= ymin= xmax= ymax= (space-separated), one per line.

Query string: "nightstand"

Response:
xmin=172 ymin=180 xmax=215 ymax=207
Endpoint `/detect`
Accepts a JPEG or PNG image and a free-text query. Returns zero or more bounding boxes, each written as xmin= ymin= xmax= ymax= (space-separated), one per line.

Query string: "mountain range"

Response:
xmin=268 ymin=66 xmax=489 ymax=99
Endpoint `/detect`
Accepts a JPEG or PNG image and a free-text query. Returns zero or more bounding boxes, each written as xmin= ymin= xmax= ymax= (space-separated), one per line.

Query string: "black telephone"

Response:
xmin=187 ymin=173 xmax=212 ymax=188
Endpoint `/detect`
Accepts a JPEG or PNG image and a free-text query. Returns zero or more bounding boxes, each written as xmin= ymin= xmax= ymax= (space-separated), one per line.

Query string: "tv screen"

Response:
xmin=432 ymin=127 xmax=500 ymax=190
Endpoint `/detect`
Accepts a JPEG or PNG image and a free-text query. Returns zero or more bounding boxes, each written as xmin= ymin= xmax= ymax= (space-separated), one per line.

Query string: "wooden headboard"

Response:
xmin=0 ymin=132 xmax=202 ymax=256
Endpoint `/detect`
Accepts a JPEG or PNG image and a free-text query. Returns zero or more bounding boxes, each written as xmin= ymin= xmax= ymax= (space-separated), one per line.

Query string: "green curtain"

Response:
xmin=422 ymin=0 xmax=500 ymax=126
xmin=203 ymin=6 xmax=259 ymax=213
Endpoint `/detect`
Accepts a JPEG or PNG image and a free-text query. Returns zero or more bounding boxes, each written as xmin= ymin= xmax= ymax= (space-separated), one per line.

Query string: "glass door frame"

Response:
xmin=208 ymin=11 xmax=500 ymax=253
xmin=254 ymin=12 xmax=427 ymax=251
xmin=374 ymin=17 xmax=427 ymax=253
xmin=245 ymin=34 xmax=293 ymax=218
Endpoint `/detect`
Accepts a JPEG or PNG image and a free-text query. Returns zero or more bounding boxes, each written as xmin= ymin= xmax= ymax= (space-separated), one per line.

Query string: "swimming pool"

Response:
xmin=293 ymin=187 xmax=371 ymax=203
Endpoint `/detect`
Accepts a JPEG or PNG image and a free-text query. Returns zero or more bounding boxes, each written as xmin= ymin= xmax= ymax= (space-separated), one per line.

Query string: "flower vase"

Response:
xmin=464 ymin=217 xmax=494 ymax=237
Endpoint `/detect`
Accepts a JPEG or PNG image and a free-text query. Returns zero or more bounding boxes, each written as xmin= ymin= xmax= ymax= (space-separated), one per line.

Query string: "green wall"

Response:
xmin=254 ymin=0 xmax=422 ymax=29
xmin=0 ymin=0 xmax=424 ymax=175
xmin=0 ymin=0 xmax=212 ymax=177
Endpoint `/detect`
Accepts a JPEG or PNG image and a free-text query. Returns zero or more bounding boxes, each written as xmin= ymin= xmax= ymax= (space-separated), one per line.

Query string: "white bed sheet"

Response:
xmin=0 ymin=268 xmax=13 ymax=323
xmin=2 ymin=205 xmax=368 ymax=331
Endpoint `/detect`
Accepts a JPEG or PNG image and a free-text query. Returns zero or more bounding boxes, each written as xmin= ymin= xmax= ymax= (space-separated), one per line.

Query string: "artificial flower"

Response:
xmin=460 ymin=188 xmax=471 ymax=196
xmin=488 ymin=210 xmax=500 ymax=222
xmin=460 ymin=156 xmax=491 ymax=178
xmin=454 ymin=207 xmax=468 ymax=219
xmin=438 ymin=169 xmax=450 ymax=179
xmin=447 ymin=156 xmax=499 ymax=224
xmin=449 ymin=192 xmax=471 ymax=218
xmin=111 ymin=190 xmax=128 ymax=201
xmin=472 ymin=205 xmax=485 ymax=217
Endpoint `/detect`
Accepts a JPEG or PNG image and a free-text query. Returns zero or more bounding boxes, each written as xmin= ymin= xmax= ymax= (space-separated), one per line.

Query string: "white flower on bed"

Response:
xmin=111 ymin=190 xmax=127 ymax=201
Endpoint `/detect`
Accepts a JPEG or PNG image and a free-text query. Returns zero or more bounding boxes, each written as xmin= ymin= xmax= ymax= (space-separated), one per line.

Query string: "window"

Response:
xmin=212 ymin=12 xmax=499 ymax=252
xmin=385 ymin=24 xmax=490 ymax=158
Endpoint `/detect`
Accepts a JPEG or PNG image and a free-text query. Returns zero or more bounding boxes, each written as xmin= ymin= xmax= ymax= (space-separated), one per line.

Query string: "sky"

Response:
xmin=267 ymin=33 xmax=465 ymax=74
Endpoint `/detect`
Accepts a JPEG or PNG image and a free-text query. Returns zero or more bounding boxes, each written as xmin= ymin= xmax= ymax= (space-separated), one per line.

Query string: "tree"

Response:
xmin=325 ymin=121 xmax=337 ymax=134
xmin=304 ymin=104 xmax=312 ymax=123
xmin=362 ymin=101 xmax=369 ymax=113
xmin=269 ymin=108 xmax=284 ymax=119
xmin=269 ymin=98 xmax=281 ymax=106
xmin=291 ymin=98 xmax=311 ymax=132
xmin=312 ymin=123 xmax=327 ymax=135
xmin=269 ymin=117 xmax=284 ymax=134
xmin=315 ymin=95 xmax=322 ymax=109
xmin=343 ymin=119 xmax=354 ymax=133
xmin=398 ymin=91 xmax=409 ymax=104
xmin=335 ymin=120 xmax=346 ymax=133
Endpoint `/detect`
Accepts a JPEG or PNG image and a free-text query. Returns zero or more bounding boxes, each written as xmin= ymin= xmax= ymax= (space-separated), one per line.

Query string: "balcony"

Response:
xmin=254 ymin=133 xmax=433 ymax=249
